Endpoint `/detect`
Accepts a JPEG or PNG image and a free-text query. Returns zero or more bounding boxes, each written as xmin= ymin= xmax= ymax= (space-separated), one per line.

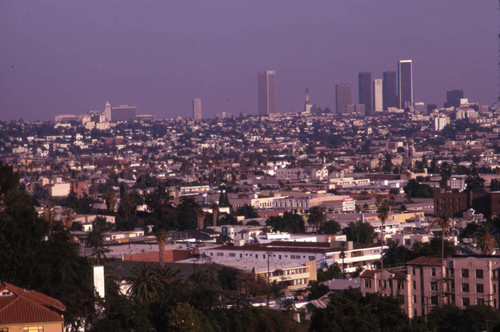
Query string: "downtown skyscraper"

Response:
xmin=398 ymin=60 xmax=413 ymax=109
xmin=335 ymin=84 xmax=352 ymax=114
xmin=371 ymin=79 xmax=383 ymax=112
xmin=383 ymin=71 xmax=397 ymax=110
xmin=358 ymin=72 xmax=372 ymax=114
xmin=258 ymin=70 xmax=276 ymax=115
xmin=193 ymin=98 xmax=201 ymax=122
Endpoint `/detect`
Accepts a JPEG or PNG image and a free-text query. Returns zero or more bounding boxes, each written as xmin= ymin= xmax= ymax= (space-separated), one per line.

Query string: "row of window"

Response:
xmin=414 ymin=267 xmax=485 ymax=279
xmin=0 ymin=327 xmax=44 ymax=332
xmin=211 ymin=252 xmax=316 ymax=260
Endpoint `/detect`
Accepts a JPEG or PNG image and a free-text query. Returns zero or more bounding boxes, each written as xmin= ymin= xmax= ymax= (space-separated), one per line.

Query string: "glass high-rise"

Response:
xmin=258 ymin=70 xmax=276 ymax=115
xmin=336 ymin=84 xmax=352 ymax=114
xmin=383 ymin=71 xmax=397 ymax=110
xmin=358 ymin=72 xmax=372 ymax=114
xmin=398 ymin=60 xmax=413 ymax=109
xmin=446 ymin=90 xmax=464 ymax=108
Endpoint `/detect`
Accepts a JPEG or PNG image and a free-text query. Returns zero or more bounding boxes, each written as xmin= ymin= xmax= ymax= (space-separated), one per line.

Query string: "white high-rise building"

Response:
xmin=193 ymin=98 xmax=202 ymax=122
xmin=371 ymin=79 xmax=383 ymax=112
xmin=258 ymin=70 xmax=276 ymax=115
xmin=104 ymin=101 xmax=112 ymax=122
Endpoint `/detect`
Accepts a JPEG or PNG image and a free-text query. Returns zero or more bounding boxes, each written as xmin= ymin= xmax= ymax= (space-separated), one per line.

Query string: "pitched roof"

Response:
xmin=407 ymin=256 xmax=441 ymax=266
xmin=0 ymin=282 xmax=65 ymax=324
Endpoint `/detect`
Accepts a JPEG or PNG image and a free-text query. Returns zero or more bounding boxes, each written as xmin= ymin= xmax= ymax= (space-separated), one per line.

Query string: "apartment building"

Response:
xmin=360 ymin=256 xmax=500 ymax=318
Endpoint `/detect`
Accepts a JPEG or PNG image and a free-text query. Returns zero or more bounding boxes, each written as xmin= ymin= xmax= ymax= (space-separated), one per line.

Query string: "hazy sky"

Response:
xmin=0 ymin=0 xmax=497 ymax=121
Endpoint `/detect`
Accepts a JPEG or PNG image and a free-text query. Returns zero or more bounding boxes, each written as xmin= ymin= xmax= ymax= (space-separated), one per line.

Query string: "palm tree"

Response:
xmin=155 ymin=229 xmax=167 ymax=268
xmin=309 ymin=206 xmax=326 ymax=234
xmin=157 ymin=266 xmax=180 ymax=286
xmin=128 ymin=263 xmax=163 ymax=304
xmin=377 ymin=201 xmax=390 ymax=291
xmin=475 ymin=223 xmax=497 ymax=255
xmin=211 ymin=203 xmax=219 ymax=227
xmin=437 ymin=214 xmax=451 ymax=304
xmin=437 ymin=214 xmax=451 ymax=269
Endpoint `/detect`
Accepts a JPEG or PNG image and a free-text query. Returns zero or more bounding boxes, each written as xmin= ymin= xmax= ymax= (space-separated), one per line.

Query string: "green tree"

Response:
xmin=85 ymin=217 xmax=110 ymax=265
xmin=319 ymin=220 xmax=341 ymax=234
xmin=342 ymin=221 xmax=376 ymax=244
xmin=128 ymin=263 xmax=163 ymax=305
xmin=266 ymin=212 xmax=305 ymax=233
xmin=236 ymin=204 xmax=259 ymax=218
xmin=474 ymin=223 xmax=497 ymax=255
xmin=309 ymin=206 xmax=326 ymax=233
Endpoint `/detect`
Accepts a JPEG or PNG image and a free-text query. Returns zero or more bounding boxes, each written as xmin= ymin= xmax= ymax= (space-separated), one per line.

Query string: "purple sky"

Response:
xmin=0 ymin=0 xmax=497 ymax=121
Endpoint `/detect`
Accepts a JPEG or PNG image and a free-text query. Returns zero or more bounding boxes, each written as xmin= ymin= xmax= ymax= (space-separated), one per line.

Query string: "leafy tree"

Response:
xmin=490 ymin=178 xmax=500 ymax=192
xmin=319 ymin=220 xmax=341 ymax=234
xmin=317 ymin=263 xmax=342 ymax=282
xmin=383 ymin=242 xmax=414 ymax=267
xmin=308 ymin=281 xmax=330 ymax=300
xmin=266 ymin=212 xmax=305 ymax=233
xmin=309 ymin=206 xmax=326 ymax=233
xmin=465 ymin=174 xmax=485 ymax=193
xmin=176 ymin=196 xmax=205 ymax=230
xmin=411 ymin=238 xmax=456 ymax=258
xmin=236 ymin=204 xmax=259 ymax=218
xmin=403 ymin=179 xmax=434 ymax=198
xmin=343 ymin=221 xmax=376 ymax=244
xmin=85 ymin=217 xmax=110 ymax=265
xmin=309 ymin=289 xmax=408 ymax=332
xmin=156 ymin=229 xmax=167 ymax=267
xmin=460 ymin=222 xmax=479 ymax=240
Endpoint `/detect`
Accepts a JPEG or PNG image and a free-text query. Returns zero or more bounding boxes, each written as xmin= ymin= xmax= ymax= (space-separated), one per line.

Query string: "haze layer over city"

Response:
xmin=0 ymin=0 xmax=497 ymax=120
xmin=3 ymin=1 xmax=500 ymax=332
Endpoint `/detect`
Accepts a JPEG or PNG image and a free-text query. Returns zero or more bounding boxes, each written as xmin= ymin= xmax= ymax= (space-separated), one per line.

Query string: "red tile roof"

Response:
xmin=0 ymin=282 xmax=65 ymax=324
xmin=407 ymin=256 xmax=441 ymax=266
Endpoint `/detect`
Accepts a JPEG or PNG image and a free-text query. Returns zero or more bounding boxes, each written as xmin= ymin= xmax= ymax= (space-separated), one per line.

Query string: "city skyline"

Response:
xmin=0 ymin=0 xmax=497 ymax=121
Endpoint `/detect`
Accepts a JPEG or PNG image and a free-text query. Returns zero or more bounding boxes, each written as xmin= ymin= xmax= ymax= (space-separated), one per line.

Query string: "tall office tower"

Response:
xmin=371 ymin=79 xmax=383 ymax=112
xmin=446 ymin=90 xmax=464 ymax=108
xmin=304 ymin=88 xmax=314 ymax=113
xmin=258 ymin=70 xmax=276 ymax=115
xmin=398 ymin=60 xmax=413 ymax=109
xmin=382 ymin=71 xmax=397 ymax=109
xmin=104 ymin=101 xmax=112 ymax=121
xmin=358 ymin=72 xmax=372 ymax=114
xmin=335 ymin=84 xmax=353 ymax=114
xmin=193 ymin=98 xmax=202 ymax=121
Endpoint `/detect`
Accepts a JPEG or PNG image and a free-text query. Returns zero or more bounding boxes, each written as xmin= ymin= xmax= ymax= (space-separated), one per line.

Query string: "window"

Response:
xmin=413 ymin=295 xmax=417 ymax=303
xmin=430 ymin=282 xmax=438 ymax=291
xmin=462 ymin=269 xmax=469 ymax=278
xmin=398 ymin=281 xmax=404 ymax=290
xmin=229 ymin=253 xmax=235 ymax=257
xmin=364 ymin=279 xmax=372 ymax=288
xmin=478 ymin=298 xmax=485 ymax=305
xmin=255 ymin=254 xmax=258 ymax=258
xmin=0 ymin=328 xmax=8 ymax=332
xmin=413 ymin=267 xmax=416 ymax=275
xmin=23 ymin=327 xmax=44 ymax=332
xmin=404 ymin=239 xmax=411 ymax=246
xmin=217 ymin=253 xmax=224 ymax=257
xmin=431 ymin=268 xmax=436 ymax=277
xmin=476 ymin=269 xmax=484 ymax=279
xmin=431 ymin=296 xmax=438 ymax=305
xmin=462 ymin=283 xmax=469 ymax=292
xmin=494 ymin=284 xmax=496 ymax=294
xmin=463 ymin=297 xmax=470 ymax=306
xmin=413 ymin=281 xmax=416 ymax=289
xmin=309 ymin=256 xmax=315 ymax=260
xmin=476 ymin=284 xmax=484 ymax=293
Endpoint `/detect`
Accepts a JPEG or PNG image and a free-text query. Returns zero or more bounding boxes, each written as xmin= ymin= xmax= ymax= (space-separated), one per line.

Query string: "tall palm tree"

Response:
xmin=128 ymin=263 xmax=163 ymax=304
xmin=437 ymin=214 xmax=451 ymax=304
xmin=211 ymin=203 xmax=219 ymax=227
xmin=437 ymin=214 xmax=451 ymax=270
xmin=377 ymin=201 xmax=390 ymax=291
xmin=155 ymin=229 xmax=167 ymax=268
xmin=309 ymin=206 xmax=326 ymax=234
xmin=475 ymin=223 xmax=497 ymax=255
